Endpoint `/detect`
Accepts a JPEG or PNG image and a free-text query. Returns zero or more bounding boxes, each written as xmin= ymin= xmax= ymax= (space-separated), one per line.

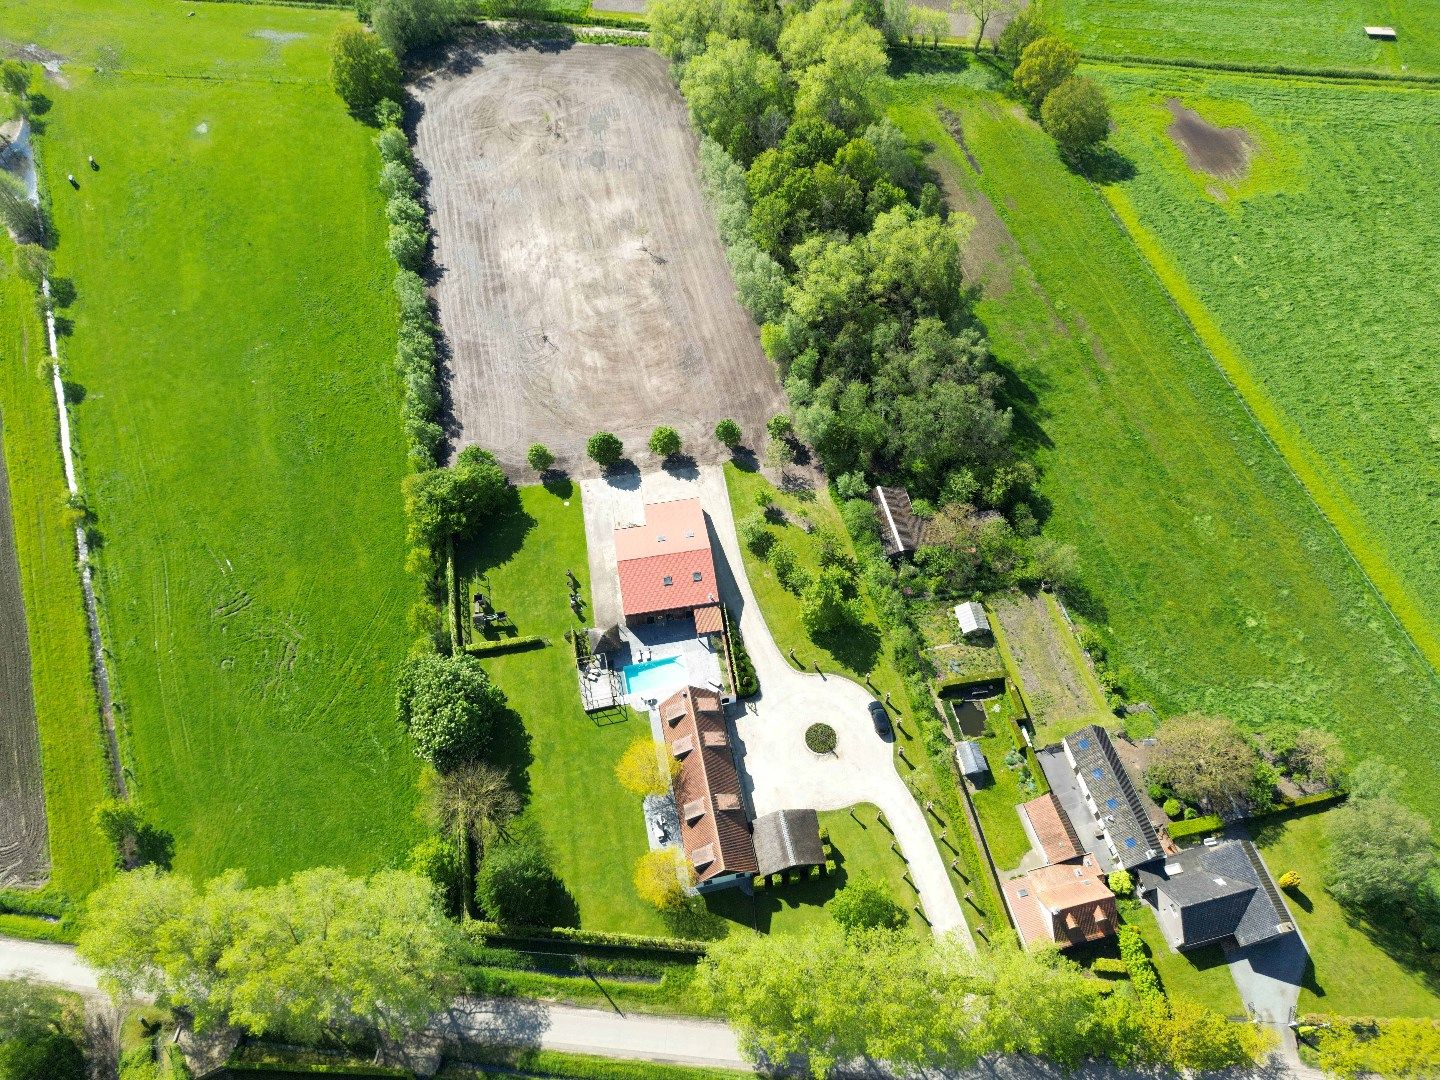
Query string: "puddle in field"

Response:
xmin=252 ymin=29 xmax=306 ymax=44
xmin=195 ymin=122 xmax=209 ymax=135
xmin=1165 ymin=98 xmax=1254 ymax=182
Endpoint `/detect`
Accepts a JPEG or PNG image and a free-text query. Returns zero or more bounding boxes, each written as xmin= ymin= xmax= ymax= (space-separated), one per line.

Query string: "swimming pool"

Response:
xmin=622 ymin=655 xmax=684 ymax=698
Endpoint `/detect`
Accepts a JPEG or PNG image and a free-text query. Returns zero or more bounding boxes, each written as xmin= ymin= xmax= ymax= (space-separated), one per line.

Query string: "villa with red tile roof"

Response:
xmin=658 ymin=686 xmax=757 ymax=889
xmin=615 ymin=498 xmax=722 ymax=630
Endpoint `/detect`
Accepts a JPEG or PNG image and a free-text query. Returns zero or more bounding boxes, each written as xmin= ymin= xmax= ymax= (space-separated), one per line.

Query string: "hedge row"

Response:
xmin=0 ymin=887 xmax=71 ymax=918
xmin=462 ymin=635 xmax=546 ymax=657
xmin=0 ymin=912 xmax=77 ymax=944
xmin=1166 ymin=789 xmax=1345 ymax=843
xmin=1117 ymin=924 xmax=1161 ymax=998
xmin=220 ymin=1064 xmax=409 ymax=1077
xmin=461 ymin=919 xmax=710 ymax=957
xmin=376 ymin=117 xmax=444 ymax=472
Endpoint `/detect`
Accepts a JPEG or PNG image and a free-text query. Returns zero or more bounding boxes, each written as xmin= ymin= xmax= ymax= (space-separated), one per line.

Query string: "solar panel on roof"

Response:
xmin=1078 ymin=738 xmax=1091 ymax=750
xmin=1092 ymin=768 xmax=1103 ymax=779
xmin=1125 ymin=838 xmax=1137 ymax=849
xmin=1106 ymin=798 xmax=1118 ymax=810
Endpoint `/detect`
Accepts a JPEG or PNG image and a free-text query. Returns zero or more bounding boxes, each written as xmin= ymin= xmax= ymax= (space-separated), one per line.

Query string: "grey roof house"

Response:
xmin=1137 ymin=839 xmax=1294 ymax=952
xmin=1062 ymin=725 xmax=1163 ymax=870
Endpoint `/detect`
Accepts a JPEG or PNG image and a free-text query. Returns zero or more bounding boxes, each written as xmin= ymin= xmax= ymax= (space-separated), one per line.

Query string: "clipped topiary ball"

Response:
xmin=805 ymin=722 xmax=837 ymax=754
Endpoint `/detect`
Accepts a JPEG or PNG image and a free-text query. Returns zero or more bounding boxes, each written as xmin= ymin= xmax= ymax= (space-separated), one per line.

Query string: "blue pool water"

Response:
xmin=622 ymin=655 xmax=683 ymax=697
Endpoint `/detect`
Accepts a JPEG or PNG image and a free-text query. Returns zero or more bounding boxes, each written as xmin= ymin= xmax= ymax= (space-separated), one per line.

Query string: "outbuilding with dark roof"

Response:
xmin=752 ymin=808 xmax=825 ymax=877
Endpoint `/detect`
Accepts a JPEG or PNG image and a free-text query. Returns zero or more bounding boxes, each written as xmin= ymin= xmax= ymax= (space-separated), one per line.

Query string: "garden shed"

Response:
xmin=954 ymin=601 xmax=989 ymax=638
xmin=869 ymin=486 xmax=926 ymax=559
xmin=955 ymin=740 xmax=990 ymax=779
xmin=752 ymin=808 xmax=825 ymax=877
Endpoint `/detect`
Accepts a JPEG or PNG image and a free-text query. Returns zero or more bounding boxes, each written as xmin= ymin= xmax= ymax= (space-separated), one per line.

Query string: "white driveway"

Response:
xmin=581 ymin=466 xmax=971 ymax=943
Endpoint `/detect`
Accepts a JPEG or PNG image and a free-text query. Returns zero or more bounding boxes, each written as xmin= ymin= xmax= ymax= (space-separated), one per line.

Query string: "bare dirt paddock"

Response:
xmin=413 ymin=44 xmax=787 ymax=477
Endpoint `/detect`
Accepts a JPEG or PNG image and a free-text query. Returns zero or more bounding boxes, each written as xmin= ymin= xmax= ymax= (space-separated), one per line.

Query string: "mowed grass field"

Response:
xmin=1038 ymin=0 xmax=1440 ymax=74
xmin=0 ymin=242 xmax=113 ymax=895
xmin=27 ymin=1 xmax=423 ymax=882
xmin=887 ymin=73 xmax=1440 ymax=832
xmin=456 ymin=485 xmax=667 ymax=935
xmin=1095 ymin=68 xmax=1440 ymax=688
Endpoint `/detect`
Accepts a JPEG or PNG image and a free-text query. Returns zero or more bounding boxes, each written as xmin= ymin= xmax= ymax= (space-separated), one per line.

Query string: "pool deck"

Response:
xmin=617 ymin=620 xmax=724 ymax=711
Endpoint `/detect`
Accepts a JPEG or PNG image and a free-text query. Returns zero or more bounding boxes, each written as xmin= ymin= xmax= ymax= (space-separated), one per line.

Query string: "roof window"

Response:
xmin=663 ymin=576 xmax=673 ymax=586
xmin=692 ymin=571 xmax=702 ymax=582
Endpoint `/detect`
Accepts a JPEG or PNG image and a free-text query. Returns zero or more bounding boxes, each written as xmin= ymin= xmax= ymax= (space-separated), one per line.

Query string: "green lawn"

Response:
xmin=1254 ymin=809 xmax=1440 ymax=1017
xmin=1096 ymin=68 xmax=1440 ymax=694
xmin=706 ymin=804 xmax=924 ymax=936
xmin=31 ymin=1 xmax=423 ymax=882
xmin=455 ymin=484 xmax=666 ymax=935
xmin=888 ymin=73 xmax=1440 ymax=827
xmin=1038 ymin=0 xmax=1440 ymax=74
xmin=1127 ymin=902 xmax=1242 ymax=1015
xmin=0 ymin=243 xmax=113 ymax=895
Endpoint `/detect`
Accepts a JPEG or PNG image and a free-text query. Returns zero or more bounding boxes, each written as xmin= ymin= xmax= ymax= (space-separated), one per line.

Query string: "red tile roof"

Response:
xmin=1021 ymin=793 xmax=1083 ymax=865
xmin=1003 ymin=855 xmax=1118 ymax=950
xmin=693 ymin=604 xmax=723 ymax=636
xmin=615 ymin=500 xmax=719 ymax=619
xmin=658 ymin=686 xmax=756 ymax=882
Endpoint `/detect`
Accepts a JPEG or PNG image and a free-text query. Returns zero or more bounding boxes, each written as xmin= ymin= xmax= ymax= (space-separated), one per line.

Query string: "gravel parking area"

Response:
xmin=413 ymin=44 xmax=786 ymax=477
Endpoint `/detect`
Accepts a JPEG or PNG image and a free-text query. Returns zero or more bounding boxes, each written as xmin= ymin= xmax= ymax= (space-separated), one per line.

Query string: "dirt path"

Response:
xmin=412 ymin=45 xmax=786 ymax=478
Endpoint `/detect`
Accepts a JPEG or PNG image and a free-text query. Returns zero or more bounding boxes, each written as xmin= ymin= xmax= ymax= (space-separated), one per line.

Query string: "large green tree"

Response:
xmin=1040 ymin=76 xmax=1111 ymax=159
xmin=371 ymin=0 xmax=459 ymax=60
xmin=402 ymin=447 xmax=510 ymax=550
xmin=396 ymin=653 xmax=509 ymax=772
xmin=681 ymin=38 xmax=787 ymax=165
xmin=825 ymin=876 xmax=907 ymax=932
xmin=649 ymin=0 xmax=778 ymax=61
xmin=77 ymin=867 xmax=461 ymax=1048
xmin=475 ymin=840 xmax=573 ymax=927
xmin=1147 ymin=713 xmax=1262 ymax=814
xmin=1325 ymin=794 xmax=1436 ymax=908
xmin=329 ymin=24 xmax=402 ymax=114
xmin=1012 ymin=36 xmax=1078 ymax=110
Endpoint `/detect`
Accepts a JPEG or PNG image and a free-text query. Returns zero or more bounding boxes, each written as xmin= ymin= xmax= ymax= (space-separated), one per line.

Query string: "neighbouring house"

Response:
xmin=615 ymin=498 xmax=722 ymax=630
xmin=869 ymin=486 xmax=925 ymax=560
xmin=1063 ymin=725 xmax=1163 ymax=870
xmin=955 ymin=740 xmax=990 ymax=780
xmin=954 ymin=601 xmax=989 ymax=638
xmin=1137 ymin=839 xmax=1295 ymax=952
xmin=658 ymin=685 xmax=757 ymax=890
xmin=1003 ymin=854 xmax=1118 ymax=950
xmin=1020 ymin=793 xmax=1083 ymax=865
xmin=752 ymin=808 xmax=825 ymax=878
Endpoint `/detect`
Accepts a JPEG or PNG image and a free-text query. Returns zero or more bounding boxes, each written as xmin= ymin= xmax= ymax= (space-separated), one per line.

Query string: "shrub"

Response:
xmin=826 ymin=875 xmax=906 ymax=932
xmin=0 ymin=171 xmax=45 ymax=244
xmin=1107 ymin=870 xmax=1133 ymax=896
xmin=729 ymin=617 xmax=758 ymax=697
xmin=766 ymin=413 xmax=793 ymax=441
xmin=374 ymin=124 xmax=412 ymax=166
xmin=408 ymin=833 xmax=465 ymax=917
xmin=526 ymin=443 xmax=554 ymax=472
xmin=770 ymin=541 xmax=809 ymax=594
xmin=1166 ymin=814 xmax=1222 ymax=841
xmin=634 ymin=848 xmax=692 ymax=910
xmin=386 ymin=191 xmax=427 ymax=229
xmin=1277 ymin=870 xmax=1300 ymax=890
xmin=714 ymin=418 xmax=742 ymax=448
xmin=739 ymin=512 xmax=774 ymax=556
xmin=372 ymin=0 xmax=461 ymax=60
xmin=587 ymin=431 xmax=624 ymax=468
xmin=805 ymin=723 xmax=837 ymax=754
xmin=329 ymin=24 xmax=402 ymax=114
xmin=387 ymin=219 xmax=428 ymax=272
xmin=648 ymin=425 xmax=682 ymax=459
xmin=395 ymin=652 xmax=509 ymax=771
xmin=1162 ymin=797 xmax=1182 ymax=819
xmin=476 ymin=841 xmax=573 ymax=927
xmin=0 ymin=1033 xmax=86 ymax=1080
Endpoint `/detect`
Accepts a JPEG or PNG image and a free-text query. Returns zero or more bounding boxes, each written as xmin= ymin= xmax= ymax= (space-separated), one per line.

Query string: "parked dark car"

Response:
xmin=868 ymin=700 xmax=892 ymax=738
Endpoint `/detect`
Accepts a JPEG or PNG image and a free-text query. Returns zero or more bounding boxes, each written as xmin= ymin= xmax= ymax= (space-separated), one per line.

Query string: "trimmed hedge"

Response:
xmin=1091 ymin=956 xmax=1129 ymax=977
xmin=220 ymin=1065 xmax=409 ymax=1077
xmin=462 ymin=635 xmax=546 ymax=657
xmin=1167 ymin=814 xmax=1223 ymax=841
xmin=461 ymin=920 xmax=710 ymax=956
xmin=1117 ymin=924 xmax=1161 ymax=998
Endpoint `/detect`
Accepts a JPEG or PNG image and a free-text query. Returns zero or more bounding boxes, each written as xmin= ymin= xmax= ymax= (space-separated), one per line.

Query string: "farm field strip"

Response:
xmin=0 ymin=243 xmax=112 ymax=895
xmin=1091 ymin=66 xmax=1440 ymax=687
xmin=30 ymin=0 xmax=423 ymax=884
xmin=1038 ymin=0 xmax=1440 ymax=75
xmin=887 ymin=74 xmax=1440 ymax=829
